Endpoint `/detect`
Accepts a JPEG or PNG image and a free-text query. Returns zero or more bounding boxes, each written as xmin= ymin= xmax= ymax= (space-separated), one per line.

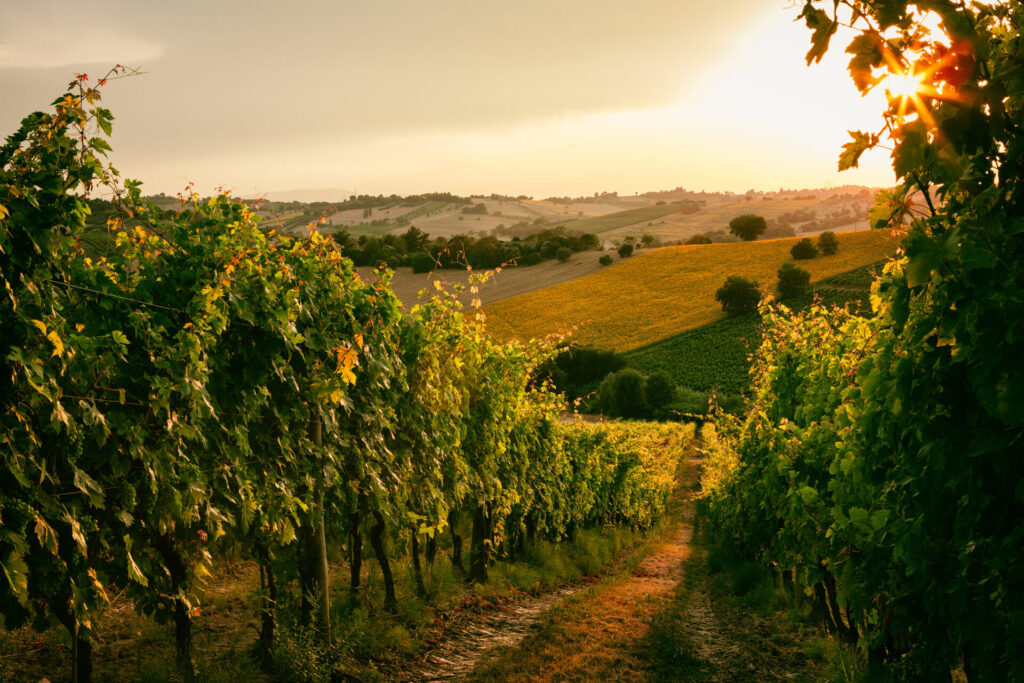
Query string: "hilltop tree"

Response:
xmin=728 ymin=214 xmax=767 ymax=241
xmin=715 ymin=276 xmax=761 ymax=316
xmin=818 ymin=231 xmax=838 ymax=255
xmin=790 ymin=237 xmax=818 ymax=259
xmin=777 ymin=262 xmax=811 ymax=299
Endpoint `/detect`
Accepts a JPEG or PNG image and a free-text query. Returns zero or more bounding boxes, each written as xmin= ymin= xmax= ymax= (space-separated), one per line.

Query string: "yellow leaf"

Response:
xmin=433 ymin=280 xmax=443 ymax=291
xmin=75 ymin=323 xmax=85 ymax=332
xmin=30 ymin=319 xmax=46 ymax=334
xmin=354 ymin=333 xmax=363 ymax=349
xmin=340 ymin=366 xmax=357 ymax=386
xmin=47 ymin=331 xmax=64 ymax=357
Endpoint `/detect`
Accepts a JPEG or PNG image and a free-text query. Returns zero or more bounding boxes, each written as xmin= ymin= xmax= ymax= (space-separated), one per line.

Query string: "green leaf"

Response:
xmin=800 ymin=2 xmax=837 ymax=64
xmin=125 ymin=541 xmax=149 ymax=587
xmin=89 ymin=138 xmax=112 ymax=153
xmin=873 ymin=0 xmax=906 ymax=29
xmin=34 ymin=517 xmax=59 ymax=556
xmin=1 ymin=552 xmax=29 ymax=602
xmin=839 ymin=130 xmax=879 ymax=171
xmin=846 ymin=32 xmax=883 ymax=93
xmin=892 ymin=123 xmax=930 ymax=179
xmin=870 ymin=510 xmax=889 ymax=531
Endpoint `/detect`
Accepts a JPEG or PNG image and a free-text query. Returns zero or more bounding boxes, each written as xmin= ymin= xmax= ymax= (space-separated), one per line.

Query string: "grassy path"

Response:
xmin=459 ymin=451 xmax=702 ymax=681
xmin=463 ymin=445 xmax=831 ymax=682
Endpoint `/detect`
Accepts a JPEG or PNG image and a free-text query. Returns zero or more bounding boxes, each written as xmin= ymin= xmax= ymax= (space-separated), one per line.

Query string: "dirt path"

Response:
xmin=459 ymin=456 xmax=704 ymax=681
xmin=407 ymin=587 xmax=579 ymax=681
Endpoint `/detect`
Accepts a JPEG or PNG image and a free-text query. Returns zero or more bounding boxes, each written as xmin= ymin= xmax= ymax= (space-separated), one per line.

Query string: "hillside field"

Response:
xmin=623 ymin=285 xmax=875 ymax=394
xmin=483 ymin=230 xmax=898 ymax=351
xmin=355 ymin=248 xmax=651 ymax=310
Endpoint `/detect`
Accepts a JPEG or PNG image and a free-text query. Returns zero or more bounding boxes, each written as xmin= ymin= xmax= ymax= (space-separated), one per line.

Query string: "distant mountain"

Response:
xmin=260 ymin=187 xmax=357 ymax=203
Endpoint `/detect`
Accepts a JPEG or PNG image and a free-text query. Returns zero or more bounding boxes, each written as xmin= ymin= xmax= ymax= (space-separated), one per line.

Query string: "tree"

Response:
xmin=715 ymin=276 xmax=761 ymax=316
xmin=686 ymin=233 xmax=712 ymax=245
xmin=617 ymin=243 xmax=634 ymax=258
xmin=790 ymin=237 xmax=818 ymax=259
xmin=776 ymin=262 xmax=811 ymax=299
xmin=728 ymin=214 xmax=767 ymax=241
xmin=641 ymin=234 xmax=656 ymax=248
xmin=599 ymin=254 xmax=613 ymax=266
xmin=401 ymin=225 xmax=430 ymax=252
xmin=598 ymin=369 xmax=647 ymax=418
xmin=644 ymin=372 xmax=676 ymax=417
xmin=818 ymin=231 xmax=838 ymax=255
xmin=409 ymin=251 xmax=434 ymax=273
xmin=555 ymin=246 xmax=572 ymax=262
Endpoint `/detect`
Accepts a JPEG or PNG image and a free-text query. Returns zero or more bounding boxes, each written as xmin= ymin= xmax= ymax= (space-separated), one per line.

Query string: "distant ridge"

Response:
xmin=260 ymin=187 xmax=357 ymax=203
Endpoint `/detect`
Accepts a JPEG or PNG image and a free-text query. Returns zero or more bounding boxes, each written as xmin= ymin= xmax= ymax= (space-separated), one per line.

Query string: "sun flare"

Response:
xmin=885 ymin=71 xmax=926 ymax=99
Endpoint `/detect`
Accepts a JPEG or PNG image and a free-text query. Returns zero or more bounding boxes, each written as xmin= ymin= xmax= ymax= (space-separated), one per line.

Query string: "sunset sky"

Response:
xmin=1 ymin=1 xmax=898 ymax=199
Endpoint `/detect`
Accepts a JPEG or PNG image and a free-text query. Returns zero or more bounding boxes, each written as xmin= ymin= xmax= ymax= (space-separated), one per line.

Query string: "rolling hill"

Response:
xmin=482 ymin=230 xmax=898 ymax=352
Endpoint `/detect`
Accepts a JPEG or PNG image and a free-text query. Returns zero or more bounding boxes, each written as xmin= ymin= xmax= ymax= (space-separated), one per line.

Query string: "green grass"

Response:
xmin=559 ymin=202 xmax=695 ymax=234
xmin=819 ymin=260 xmax=885 ymax=288
xmin=623 ymin=287 xmax=872 ymax=394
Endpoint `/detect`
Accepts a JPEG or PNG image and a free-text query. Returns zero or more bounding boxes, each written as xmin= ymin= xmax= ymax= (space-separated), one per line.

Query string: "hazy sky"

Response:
xmin=1 ymin=1 xmax=897 ymax=199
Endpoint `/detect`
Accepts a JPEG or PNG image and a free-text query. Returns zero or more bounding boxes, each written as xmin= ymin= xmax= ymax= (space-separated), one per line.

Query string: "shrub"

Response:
xmin=790 ymin=238 xmax=818 ymax=260
xmin=519 ymin=251 xmax=542 ymax=266
xmin=543 ymin=346 xmax=627 ymax=403
xmin=644 ymin=372 xmax=676 ymax=417
xmin=617 ymin=243 xmax=634 ymax=258
xmin=599 ymin=369 xmax=648 ymax=418
xmin=672 ymin=386 xmax=710 ymax=417
xmin=599 ymin=254 xmax=613 ymax=266
xmin=409 ymin=252 xmax=434 ymax=274
xmin=818 ymin=231 xmax=839 ymax=255
xmin=715 ymin=276 xmax=761 ymax=317
xmin=777 ymin=262 xmax=811 ymax=299
xmin=555 ymin=246 xmax=572 ymax=263
xmin=686 ymin=233 xmax=712 ymax=245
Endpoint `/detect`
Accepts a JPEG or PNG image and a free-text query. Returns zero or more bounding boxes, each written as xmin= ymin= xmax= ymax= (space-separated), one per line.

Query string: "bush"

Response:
xmin=599 ymin=254 xmax=613 ymax=266
xmin=715 ymin=276 xmax=761 ymax=317
xmin=519 ymin=251 xmax=542 ymax=266
xmin=712 ymin=392 xmax=746 ymax=415
xmin=618 ymin=243 xmax=634 ymax=258
xmin=599 ymin=369 xmax=648 ymax=418
xmin=644 ymin=372 xmax=676 ymax=417
xmin=790 ymin=238 xmax=818 ymax=260
xmin=671 ymin=386 xmax=710 ymax=417
xmin=543 ymin=346 xmax=626 ymax=402
xmin=728 ymin=214 xmax=767 ymax=241
xmin=777 ymin=262 xmax=811 ymax=299
xmin=686 ymin=233 xmax=712 ymax=245
xmin=818 ymin=231 xmax=839 ymax=255
xmin=555 ymin=246 xmax=572 ymax=263
xmin=409 ymin=252 xmax=434 ymax=274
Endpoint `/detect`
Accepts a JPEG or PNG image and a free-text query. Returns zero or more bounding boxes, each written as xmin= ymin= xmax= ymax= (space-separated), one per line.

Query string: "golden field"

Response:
xmin=483 ymin=230 xmax=899 ymax=351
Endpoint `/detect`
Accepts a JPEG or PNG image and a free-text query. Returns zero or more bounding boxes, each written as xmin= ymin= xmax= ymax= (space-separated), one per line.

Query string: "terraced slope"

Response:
xmin=483 ymin=230 xmax=898 ymax=351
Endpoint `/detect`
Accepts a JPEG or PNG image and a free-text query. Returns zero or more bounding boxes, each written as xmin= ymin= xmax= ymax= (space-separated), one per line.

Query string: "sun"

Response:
xmin=885 ymin=70 xmax=926 ymax=100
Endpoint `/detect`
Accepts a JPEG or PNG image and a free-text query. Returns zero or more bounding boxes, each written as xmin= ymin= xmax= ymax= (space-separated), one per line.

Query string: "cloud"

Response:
xmin=0 ymin=16 xmax=162 ymax=70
